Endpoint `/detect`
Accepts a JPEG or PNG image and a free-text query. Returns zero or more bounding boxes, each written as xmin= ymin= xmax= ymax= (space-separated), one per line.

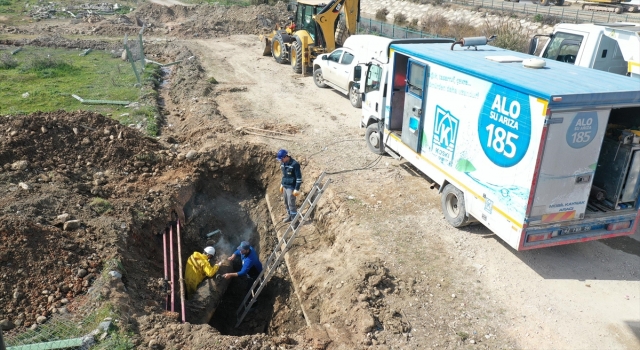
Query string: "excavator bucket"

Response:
xmin=260 ymin=32 xmax=274 ymax=56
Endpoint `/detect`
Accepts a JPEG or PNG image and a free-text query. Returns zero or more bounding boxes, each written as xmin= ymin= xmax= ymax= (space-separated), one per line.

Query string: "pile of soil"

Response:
xmin=0 ymin=111 xmax=167 ymax=330
xmin=1 ymin=2 xmax=292 ymax=39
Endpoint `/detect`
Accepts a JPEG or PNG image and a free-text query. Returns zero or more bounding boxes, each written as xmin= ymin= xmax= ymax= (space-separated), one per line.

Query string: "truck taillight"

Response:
xmin=526 ymin=232 xmax=551 ymax=243
xmin=606 ymin=221 xmax=631 ymax=231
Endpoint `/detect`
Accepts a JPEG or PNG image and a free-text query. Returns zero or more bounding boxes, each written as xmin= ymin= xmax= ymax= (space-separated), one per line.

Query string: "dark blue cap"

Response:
xmin=237 ymin=241 xmax=250 ymax=251
xmin=276 ymin=149 xmax=288 ymax=160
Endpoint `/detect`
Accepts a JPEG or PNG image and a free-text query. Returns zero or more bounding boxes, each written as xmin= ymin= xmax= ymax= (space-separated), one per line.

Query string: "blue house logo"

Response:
xmin=432 ymin=106 xmax=459 ymax=166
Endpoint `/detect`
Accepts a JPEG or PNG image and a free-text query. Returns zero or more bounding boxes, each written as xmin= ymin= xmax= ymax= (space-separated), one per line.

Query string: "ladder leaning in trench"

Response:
xmin=235 ymin=172 xmax=331 ymax=327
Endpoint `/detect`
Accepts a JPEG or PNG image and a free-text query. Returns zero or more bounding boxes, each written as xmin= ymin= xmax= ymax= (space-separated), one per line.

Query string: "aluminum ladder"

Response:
xmin=235 ymin=172 xmax=331 ymax=327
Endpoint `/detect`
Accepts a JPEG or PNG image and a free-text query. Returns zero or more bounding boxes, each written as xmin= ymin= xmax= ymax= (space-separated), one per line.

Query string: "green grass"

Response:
xmin=90 ymin=197 xmax=113 ymax=215
xmin=0 ymin=47 xmax=162 ymax=134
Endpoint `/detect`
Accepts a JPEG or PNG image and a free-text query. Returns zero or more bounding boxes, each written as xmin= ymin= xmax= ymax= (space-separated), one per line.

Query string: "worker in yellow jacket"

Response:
xmin=185 ymin=246 xmax=221 ymax=299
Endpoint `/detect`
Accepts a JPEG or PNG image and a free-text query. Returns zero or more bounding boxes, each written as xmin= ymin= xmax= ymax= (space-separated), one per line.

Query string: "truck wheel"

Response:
xmin=349 ymin=84 xmax=362 ymax=108
xmin=291 ymin=37 xmax=303 ymax=74
xmin=313 ymin=68 xmax=328 ymax=88
xmin=539 ymin=0 xmax=549 ymax=5
xmin=272 ymin=32 xmax=289 ymax=64
xmin=441 ymin=184 xmax=470 ymax=227
xmin=365 ymin=123 xmax=385 ymax=155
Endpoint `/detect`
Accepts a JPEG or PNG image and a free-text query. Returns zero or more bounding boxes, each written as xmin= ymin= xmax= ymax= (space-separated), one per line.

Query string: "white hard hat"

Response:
xmin=204 ymin=246 xmax=215 ymax=256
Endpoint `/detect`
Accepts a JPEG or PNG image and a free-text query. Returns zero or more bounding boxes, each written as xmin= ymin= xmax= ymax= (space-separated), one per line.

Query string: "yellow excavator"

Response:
xmin=260 ymin=0 xmax=360 ymax=73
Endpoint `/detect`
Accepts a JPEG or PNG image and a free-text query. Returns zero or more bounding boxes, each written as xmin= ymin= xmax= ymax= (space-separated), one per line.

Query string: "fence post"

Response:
xmin=575 ymin=9 xmax=579 ymax=23
xmin=607 ymin=12 xmax=611 ymax=22
xmin=590 ymin=11 xmax=594 ymax=22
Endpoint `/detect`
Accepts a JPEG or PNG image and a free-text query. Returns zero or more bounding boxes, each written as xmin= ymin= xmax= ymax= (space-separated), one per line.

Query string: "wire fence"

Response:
xmin=2 ymin=260 xmax=131 ymax=350
xmin=357 ymin=17 xmax=444 ymax=38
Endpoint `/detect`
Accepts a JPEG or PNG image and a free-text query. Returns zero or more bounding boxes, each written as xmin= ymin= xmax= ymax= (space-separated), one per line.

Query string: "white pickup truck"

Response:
xmin=312 ymin=35 xmax=450 ymax=108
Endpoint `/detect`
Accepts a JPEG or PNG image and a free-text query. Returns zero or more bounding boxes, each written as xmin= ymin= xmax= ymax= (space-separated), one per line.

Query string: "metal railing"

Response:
xmin=451 ymin=0 xmax=640 ymax=23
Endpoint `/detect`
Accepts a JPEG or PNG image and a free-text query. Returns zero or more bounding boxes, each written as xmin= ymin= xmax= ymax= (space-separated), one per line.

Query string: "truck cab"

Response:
xmin=531 ymin=22 xmax=640 ymax=78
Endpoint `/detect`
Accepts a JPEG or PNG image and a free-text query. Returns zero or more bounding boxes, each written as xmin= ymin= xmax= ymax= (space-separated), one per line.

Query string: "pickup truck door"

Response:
xmin=322 ymin=49 xmax=344 ymax=84
xmin=336 ymin=51 xmax=356 ymax=91
xmin=324 ymin=49 xmax=344 ymax=84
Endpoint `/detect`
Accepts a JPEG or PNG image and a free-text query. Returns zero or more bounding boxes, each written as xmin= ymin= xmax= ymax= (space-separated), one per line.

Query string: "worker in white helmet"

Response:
xmin=185 ymin=246 xmax=221 ymax=299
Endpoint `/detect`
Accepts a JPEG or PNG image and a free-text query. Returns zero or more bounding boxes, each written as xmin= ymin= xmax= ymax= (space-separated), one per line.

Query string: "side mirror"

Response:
xmin=528 ymin=37 xmax=539 ymax=56
xmin=286 ymin=4 xmax=294 ymax=11
xmin=353 ymin=65 xmax=362 ymax=82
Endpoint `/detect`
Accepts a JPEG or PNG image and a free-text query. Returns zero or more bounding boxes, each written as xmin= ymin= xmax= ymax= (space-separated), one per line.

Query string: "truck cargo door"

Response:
xmin=401 ymin=60 xmax=428 ymax=152
xmin=530 ymin=110 xmax=609 ymax=224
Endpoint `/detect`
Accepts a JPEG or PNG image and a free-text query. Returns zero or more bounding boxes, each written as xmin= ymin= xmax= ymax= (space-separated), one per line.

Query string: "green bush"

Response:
xmin=483 ymin=18 xmax=535 ymax=53
xmin=0 ymin=53 xmax=18 ymax=69
xmin=394 ymin=13 xmax=408 ymax=25
xmin=533 ymin=14 xmax=543 ymax=22
xmin=375 ymin=7 xmax=389 ymax=21
xmin=420 ymin=13 xmax=477 ymax=40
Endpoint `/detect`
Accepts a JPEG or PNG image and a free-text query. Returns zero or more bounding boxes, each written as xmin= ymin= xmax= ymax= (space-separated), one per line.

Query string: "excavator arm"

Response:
xmin=314 ymin=0 xmax=360 ymax=52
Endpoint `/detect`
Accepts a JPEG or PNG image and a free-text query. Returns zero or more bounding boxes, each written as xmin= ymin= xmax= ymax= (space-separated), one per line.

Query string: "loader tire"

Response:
xmin=365 ymin=123 xmax=385 ymax=155
xmin=441 ymin=184 xmax=471 ymax=228
xmin=272 ymin=32 xmax=289 ymax=64
xmin=291 ymin=37 xmax=303 ymax=74
xmin=539 ymin=0 xmax=549 ymax=5
xmin=313 ymin=68 xmax=328 ymax=88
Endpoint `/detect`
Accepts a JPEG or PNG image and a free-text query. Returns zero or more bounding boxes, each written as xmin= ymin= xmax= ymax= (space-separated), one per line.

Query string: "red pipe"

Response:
xmin=170 ymin=225 xmax=175 ymax=312
xmin=163 ymin=229 xmax=168 ymax=310
xmin=177 ymin=219 xmax=186 ymax=323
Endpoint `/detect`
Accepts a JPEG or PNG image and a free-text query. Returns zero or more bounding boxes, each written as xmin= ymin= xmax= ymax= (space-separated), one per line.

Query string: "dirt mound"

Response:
xmin=131 ymin=2 xmax=290 ymax=38
xmin=0 ymin=110 xmax=172 ymax=331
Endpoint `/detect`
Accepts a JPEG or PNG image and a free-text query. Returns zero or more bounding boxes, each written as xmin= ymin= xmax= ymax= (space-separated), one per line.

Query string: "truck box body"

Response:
xmin=360 ymin=42 xmax=640 ymax=250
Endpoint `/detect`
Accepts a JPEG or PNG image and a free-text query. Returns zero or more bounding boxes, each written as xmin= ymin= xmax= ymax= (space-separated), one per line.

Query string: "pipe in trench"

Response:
xmin=170 ymin=225 xmax=175 ymax=312
xmin=185 ymin=264 xmax=233 ymax=324
xmin=163 ymin=229 xmax=169 ymax=310
xmin=177 ymin=220 xmax=186 ymax=323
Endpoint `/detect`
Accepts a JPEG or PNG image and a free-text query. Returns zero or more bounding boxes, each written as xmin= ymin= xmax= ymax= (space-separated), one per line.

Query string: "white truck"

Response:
xmin=359 ymin=37 xmax=640 ymax=250
xmin=529 ymin=22 xmax=640 ymax=78
xmin=312 ymin=35 xmax=453 ymax=108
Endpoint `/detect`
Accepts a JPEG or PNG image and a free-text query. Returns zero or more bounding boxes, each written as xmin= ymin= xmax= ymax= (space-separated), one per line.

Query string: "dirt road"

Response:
xmin=189 ymin=35 xmax=640 ymax=349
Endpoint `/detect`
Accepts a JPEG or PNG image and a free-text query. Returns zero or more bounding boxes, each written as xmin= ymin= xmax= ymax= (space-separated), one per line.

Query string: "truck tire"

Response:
xmin=272 ymin=32 xmax=289 ymax=64
xmin=441 ymin=184 xmax=471 ymax=227
xmin=365 ymin=123 xmax=385 ymax=155
xmin=349 ymin=84 xmax=362 ymax=108
xmin=291 ymin=37 xmax=303 ymax=74
xmin=313 ymin=68 xmax=328 ymax=88
xmin=554 ymin=0 xmax=564 ymax=5
xmin=539 ymin=0 xmax=549 ymax=5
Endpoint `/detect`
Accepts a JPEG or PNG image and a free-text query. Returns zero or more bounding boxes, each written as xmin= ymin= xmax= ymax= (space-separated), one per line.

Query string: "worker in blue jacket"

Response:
xmin=223 ymin=241 xmax=263 ymax=281
xmin=276 ymin=149 xmax=303 ymax=223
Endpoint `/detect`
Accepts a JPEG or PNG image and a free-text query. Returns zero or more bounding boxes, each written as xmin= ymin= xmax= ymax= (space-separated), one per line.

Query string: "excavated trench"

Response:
xmin=159 ymin=147 xmax=307 ymax=336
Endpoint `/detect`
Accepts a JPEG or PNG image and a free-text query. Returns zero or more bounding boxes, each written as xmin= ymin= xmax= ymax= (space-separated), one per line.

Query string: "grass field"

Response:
xmin=0 ymin=46 xmax=162 ymax=135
